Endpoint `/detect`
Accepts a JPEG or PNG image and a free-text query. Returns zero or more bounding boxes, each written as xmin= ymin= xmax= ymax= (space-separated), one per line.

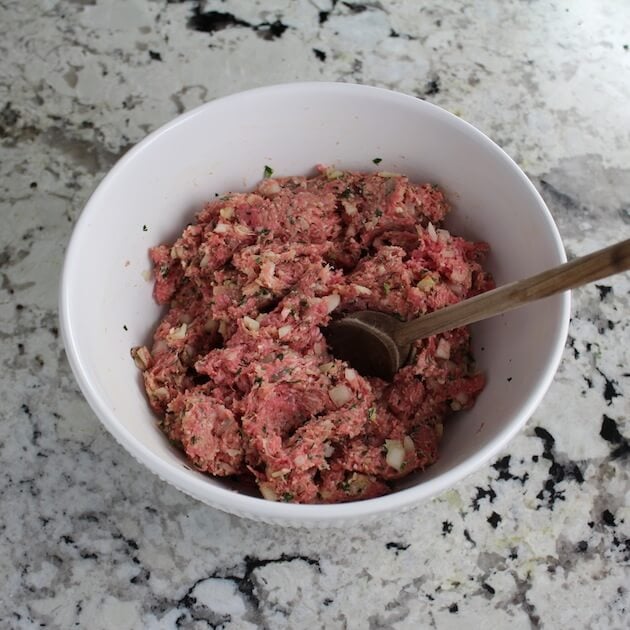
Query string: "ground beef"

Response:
xmin=131 ymin=165 xmax=494 ymax=503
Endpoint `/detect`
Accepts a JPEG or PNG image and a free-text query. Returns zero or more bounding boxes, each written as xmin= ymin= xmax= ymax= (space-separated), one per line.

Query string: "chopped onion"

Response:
xmin=280 ymin=307 xmax=292 ymax=320
xmin=329 ymin=384 xmax=352 ymax=407
xmin=450 ymin=267 xmax=469 ymax=284
xmin=323 ymin=442 xmax=335 ymax=458
xmin=235 ymin=224 xmax=254 ymax=236
xmin=342 ymin=200 xmax=358 ymax=215
xmin=168 ymin=323 xmax=187 ymax=341
xmin=141 ymin=269 xmax=152 ymax=282
xmin=152 ymin=387 xmax=169 ymax=400
xmin=218 ymin=320 xmax=228 ymax=337
xmin=130 ymin=346 xmax=152 ymax=370
xmin=435 ymin=423 xmax=444 ymax=438
xmin=243 ymin=316 xmax=260 ymax=332
xmin=454 ymin=392 xmax=469 ymax=405
xmin=347 ymin=473 xmax=370 ymax=493
xmin=403 ymin=435 xmax=415 ymax=452
xmin=278 ymin=325 xmax=292 ymax=338
xmin=385 ymin=439 xmax=405 ymax=471
xmin=260 ymin=261 xmax=276 ymax=285
xmin=427 ymin=222 xmax=438 ymax=241
xmin=435 ymin=338 xmax=451 ymax=360
xmin=324 ymin=293 xmax=340 ymax=313
xmin=437 ymin=228 xmax=450 ymax=243
xmin=259 ymin=483 xmax=278 ymax=501
xmin=259 ymin=179 xmax=281 ymax=196
xmin=242 ymin=282 xmax=259 ymax=296
xmin=417 ymin=275 xmax=435 ymax=291
xmin=354 ymin=284 xmax=372 ymax=295
xmin=170 ymin=245 xmax=185 ymax=259
xmin=213 ymin=222 xmax=230 ymax=233
xmin=219 ymin=206 xmax=234 ymax=219
xmin=319 ymin=362 xmax=334 ymax=373
xmin=377 ymin=171 xmax=398 ymax=178
xmin=344 ymin=368 xmax=357 ymax=381
xmin=294 ymin=455 xmax=307 ymax=468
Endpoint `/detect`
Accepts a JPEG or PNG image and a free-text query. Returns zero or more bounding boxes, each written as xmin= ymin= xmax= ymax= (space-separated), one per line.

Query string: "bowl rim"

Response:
xmin=59 ymin=81 xmax=570 ymax=524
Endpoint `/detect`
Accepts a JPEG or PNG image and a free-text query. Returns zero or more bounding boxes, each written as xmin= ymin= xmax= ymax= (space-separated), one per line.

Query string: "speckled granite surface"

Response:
xmin=1 ymin=1 xmax=629 ymax=628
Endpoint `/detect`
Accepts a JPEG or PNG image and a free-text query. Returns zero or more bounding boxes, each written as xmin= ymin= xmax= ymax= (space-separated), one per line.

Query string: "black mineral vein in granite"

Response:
xmin=600 ymin=414 xmax=630 ymax=459
xmin=492 ymin=455 xmax=529 ymax=485
xmin=463 ymin=529 xmax=476 ymax=547
xmin=538 ymin=178 xmax=583 ymax=213
xmin=471 ymin=484 xmax=496 ymax=510
xmin=187 ymin=7 xmax=289 ymax=40
xmin=342 ymin=2 xmax=369 ymax=13
xmin=597 ymin=368 xmax=621 ymax=405
xmin=151 ymin=554 xmax=321 ymax=627
xmin=487 ymin=511 xmax=502 ymax=529
xmin=533 ymin=427 xmax=584 ymax=510
xmin=595 ymin=284 xmax=613 ymax=300
xmin=385 ymin=541 xmax=410 ymax=554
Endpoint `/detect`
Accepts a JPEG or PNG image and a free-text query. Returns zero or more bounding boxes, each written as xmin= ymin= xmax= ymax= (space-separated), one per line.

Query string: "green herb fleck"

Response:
xmin=375 ymin=209 xmax=383 ymax=217
xmin=142 ymin=224 xmax=148 ymax=232
xmin=282 ymin=492 xmax=294 ymax=502
xmin=123 ymin=324 xmax=128 ymax=331
xmin=263 ymin=165 xmax=274 ymax=179
xmin=341 ymin=481 xmax=351 ymax=493
xmin=367 ymin=406 xmax=377 ymax=421
xmin=277 ymin=353 xmax=284 ymax=361
xmin=159 ymin=264 xmax=169 ymax=278
xmin=372 ymin=157 xmax=382 ymax=164
xmin=190 ymin=435 xmax=198 ymax=444
xmin=255 ymin=256 xmax=262 ymax=265
xmin=254 ymin=376 xmax=263 ymax=386
xmin=259 ymin=228 xmax=270 ymax=236
xmin=383 ymin=282 xmax=391 ymax=295
xmin=340 ymin=187 xmax=352 ymax=198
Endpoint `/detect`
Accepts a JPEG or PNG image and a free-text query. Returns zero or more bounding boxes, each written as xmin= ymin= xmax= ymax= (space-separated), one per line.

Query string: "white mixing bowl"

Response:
xmin=59 ymin=83 xmax=569 ymax=527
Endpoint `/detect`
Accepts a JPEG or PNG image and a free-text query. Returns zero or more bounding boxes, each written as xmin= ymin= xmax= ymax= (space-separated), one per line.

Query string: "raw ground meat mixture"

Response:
xmin=132 ymin=165 xmax=494 ymax=504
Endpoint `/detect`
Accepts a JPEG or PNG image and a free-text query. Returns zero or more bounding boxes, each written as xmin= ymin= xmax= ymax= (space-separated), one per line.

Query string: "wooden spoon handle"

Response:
xmin=394 ymin=238 xmax=630 ymax=346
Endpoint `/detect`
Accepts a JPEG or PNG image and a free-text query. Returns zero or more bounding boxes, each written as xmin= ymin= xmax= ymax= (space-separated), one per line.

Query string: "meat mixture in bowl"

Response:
xmin=131 ymin=165 xmax=494 ymax=503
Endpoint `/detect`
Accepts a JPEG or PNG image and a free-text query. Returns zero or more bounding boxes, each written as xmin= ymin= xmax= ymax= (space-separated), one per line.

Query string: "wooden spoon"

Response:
xmin=325 ymin=238 xmax=630 ymax=380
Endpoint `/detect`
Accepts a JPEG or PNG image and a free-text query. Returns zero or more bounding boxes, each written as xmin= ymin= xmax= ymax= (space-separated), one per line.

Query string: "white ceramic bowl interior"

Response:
xmin=60 ymin=83 xmax=569 ymax=527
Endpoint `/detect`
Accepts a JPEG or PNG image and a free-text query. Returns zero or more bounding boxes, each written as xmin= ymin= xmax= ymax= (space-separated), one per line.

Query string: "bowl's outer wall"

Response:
xmin=60 ymin=83 xmax=569 ymax=526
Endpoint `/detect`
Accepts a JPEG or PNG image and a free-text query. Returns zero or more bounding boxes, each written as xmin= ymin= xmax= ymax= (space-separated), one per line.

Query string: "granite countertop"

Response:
xmin=1 ymin=1 xmax=629 ymax=628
